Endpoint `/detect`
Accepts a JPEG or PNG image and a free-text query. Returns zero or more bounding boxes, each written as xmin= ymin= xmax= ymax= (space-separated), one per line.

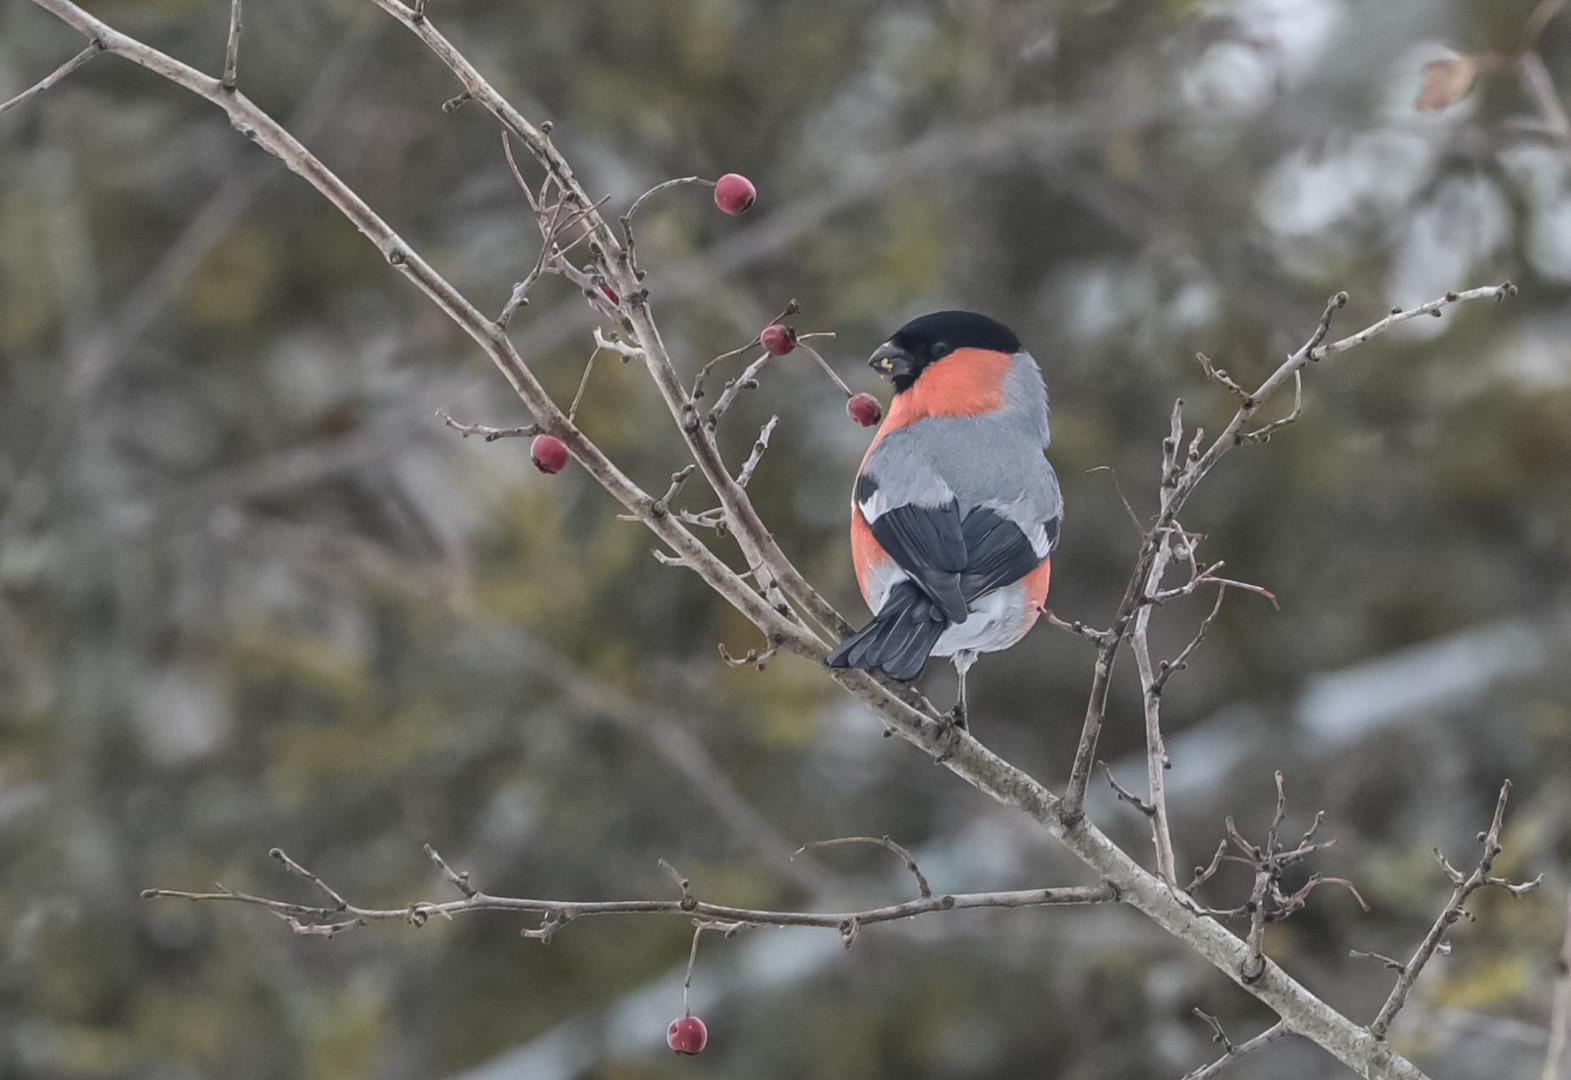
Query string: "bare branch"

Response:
xmin=1062 ymin=282 xmax=1514 ymax=823
xmin=1370 ymin=780 xmax=1536 ymax=1038
xmin=799 ymin=836 xmax=933 ymax=899
xmin=705 ymin=351 xmax=772 ymax=426
xmin=1044 ymin=610 xmax=1114 ymax=647
xmin=0 ymin=40 xmax=102 ymax=116
xmin=144 ymin=849 xmax=1118 ymax=939
xmin=620 ymin=175 xmax=710 ymax=276
xmin=1543 ymin=885 xmax=1571 ymax=1080
xmin=269 ymin=847 xmax=349 ymax=911
xmin=735 ymin=416 xmax=779 ymax=489
xmin=33 ymin=3 xmax=1525 ymax=1075
xmin=1350 ymin=949 xmax=1407 ymax=973
xmin=437 ymin=410 xmax=538 ymax=441
xmin=221 ymin=0 xmax=242 ymax=92
xmin=1195 ymin=352 xmax=1247 ymax=399
xmin=1180 ymin=1017 xmax=1289 ymax=1080
xmin=424 ymin=844 xmax=478 ymax=899
xmin=1098 ymin=761 xmax=1156 ymax=817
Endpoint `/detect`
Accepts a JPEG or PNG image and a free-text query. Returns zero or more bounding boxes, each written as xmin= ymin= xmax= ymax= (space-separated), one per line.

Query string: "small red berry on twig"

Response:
xmin=713 ymin=173 xmax=756 ymax=215
xmin=530 ymin=433 xmax=569 ymax=473
xmin=847 ymin=393 xmax=882 ymax=427
xmin=667 ymin=1014 xmax=708 ymax=1055
xmin=760 ymin=323 xmax=797 ymax=356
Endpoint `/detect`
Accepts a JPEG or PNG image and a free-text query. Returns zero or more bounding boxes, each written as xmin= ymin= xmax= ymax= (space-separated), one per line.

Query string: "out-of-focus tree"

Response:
xmin=2 ymin=1 xmax=1571 ymax=1078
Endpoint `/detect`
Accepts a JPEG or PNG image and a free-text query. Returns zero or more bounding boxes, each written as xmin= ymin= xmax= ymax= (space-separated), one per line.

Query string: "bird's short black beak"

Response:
xmin=868 ymin=341 xmax=914 ymax=382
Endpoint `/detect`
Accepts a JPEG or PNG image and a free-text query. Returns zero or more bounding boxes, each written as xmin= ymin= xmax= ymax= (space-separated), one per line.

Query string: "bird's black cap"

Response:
xmin=869 ymin=310 xmax=1021 ymax=391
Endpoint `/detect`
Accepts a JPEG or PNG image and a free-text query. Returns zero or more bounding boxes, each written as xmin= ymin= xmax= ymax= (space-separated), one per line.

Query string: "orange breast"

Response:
xmin=849 ymin=506 xmax=886 ymax=604
xmin=863 ymin=348 xmax=1014 ymax=458
xmin=1020 ymin=557 xmax=1052 ymax=624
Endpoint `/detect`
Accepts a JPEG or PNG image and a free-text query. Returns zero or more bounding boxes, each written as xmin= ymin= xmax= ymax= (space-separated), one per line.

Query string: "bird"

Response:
xmin=825 ymin=310 xmax=1061 ymax=726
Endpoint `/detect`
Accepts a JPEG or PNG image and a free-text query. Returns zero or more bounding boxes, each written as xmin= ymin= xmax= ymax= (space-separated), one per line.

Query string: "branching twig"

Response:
xmin=736 ymin=416 xmax=779 ymax=489
xmin=1062 ymin=283 xmax=1514 ymax=822
xmin=705 ymin=351 xmax=772 ymax=427
xmin=0 ymin=40 xmax=102 ymax=116
xmin=1180 ymin=1015 xmax=1290 ymax=1080
xmin=269 ymin=847 xmax=349 ymax=911
xmin=30 ymin=2 xmax=1527 ymax=1075
xmin=437 ymin=410 xmax=538 ymax=441
xmin=1099 ymin=761 xmax=1156 ymax=816
xmin=1369 ymin=781 xmax=1539 ymax=1038
xmin=143 ymin=848 xmax=1117 ymax=939
xmin=424 ymin=843 xmax=478 ymax=898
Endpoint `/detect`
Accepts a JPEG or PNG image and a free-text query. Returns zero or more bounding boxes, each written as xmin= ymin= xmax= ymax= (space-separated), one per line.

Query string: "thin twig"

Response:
xmin=620 ymin=175 xmax=709 ymax=276
xmin=1370 ymin=781 xmax=1539 ymax=1038
xmin=1542 ymin=885 xmax=1571 ymax=1080
xmin=269 ymin=847 xmax=349 ymax=910
xmin=798 ymin=836 xmax=933 ymax=899
xmin=736 ymin=416 xmax=779 ymax=489
xmin=705 ymin=351 xmax=771 ymax=426
xmin=1043 ymin=611 xmax=1113 ymax=647
xmin=221 ymin=0 xmax=242 ymax=92
xmin=437 ymin=410 xmax=538 ymax=441
xmin=1098 ymin=761 xmax=1156 ymax=816
xmin=1062 ymin=282 xmax=1515 ymax=823
xmin=797 ymin=341 xmax=854 ymax=398
xmin=424 ymin=843 xmax=478 ymax=898
xmin=143 ymin=850 xmax=1118 ymax=939
xmin=0 ymin=41 xmax=102 ymax=116
xmin=1350 ymin=949 xmax=1407 ymax=973
xmin=1180 ymin=1017 xmax=1289 ymax=1080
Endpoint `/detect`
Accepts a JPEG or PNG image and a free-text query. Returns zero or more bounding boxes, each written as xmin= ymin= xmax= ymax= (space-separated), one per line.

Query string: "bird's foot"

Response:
xmin=945 ymin=702 xmax=968 ymax=731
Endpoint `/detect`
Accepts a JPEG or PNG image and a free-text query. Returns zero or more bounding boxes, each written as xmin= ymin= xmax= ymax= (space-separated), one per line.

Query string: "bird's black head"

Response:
xmin=867 ymin=310 xmax=1021 ymax=392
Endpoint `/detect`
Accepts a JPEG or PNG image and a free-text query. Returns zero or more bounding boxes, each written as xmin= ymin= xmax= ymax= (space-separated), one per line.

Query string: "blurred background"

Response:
xmin=3 ymin=0 xmax=1571 ymax=1076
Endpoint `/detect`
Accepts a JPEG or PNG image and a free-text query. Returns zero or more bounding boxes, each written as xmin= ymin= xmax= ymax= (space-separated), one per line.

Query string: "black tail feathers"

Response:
xmin=825 ymin=581 xmax=948 ymax=681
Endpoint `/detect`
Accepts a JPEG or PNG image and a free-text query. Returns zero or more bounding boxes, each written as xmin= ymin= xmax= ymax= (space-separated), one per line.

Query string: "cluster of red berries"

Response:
xmin=527 ymin=172 xmax=882 ymax=478
xmin=757 ymin=319 xmax=882 ymax=427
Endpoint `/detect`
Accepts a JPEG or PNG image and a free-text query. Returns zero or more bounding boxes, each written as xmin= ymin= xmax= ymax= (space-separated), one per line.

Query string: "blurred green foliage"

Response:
xmin=3 ymin=0 xmax=1571 ymax=1077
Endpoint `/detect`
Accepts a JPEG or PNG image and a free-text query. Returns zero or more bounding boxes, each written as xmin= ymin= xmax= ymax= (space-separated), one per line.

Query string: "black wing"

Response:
xmin=956 ymin=507 xmax=1052 ymax=601
xmin=867 ymin=502 xmax=970 ymax=624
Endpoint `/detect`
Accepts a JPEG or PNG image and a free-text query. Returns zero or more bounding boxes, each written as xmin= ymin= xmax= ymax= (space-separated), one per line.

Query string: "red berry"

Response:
xmin=601 ymin=284 xmax=619 ymax=304
xmin=667 ymin=1014 xmax=708 ymax=1055
xmin=530 ymin=433 xmax=569 ymax=474
xmin=847 ymin=393 xmax=882 ymax=427
xmin=760 ymin=323 xmax=797 ymax=356
xmin=713 ymin=173 xmax=756 ymax=215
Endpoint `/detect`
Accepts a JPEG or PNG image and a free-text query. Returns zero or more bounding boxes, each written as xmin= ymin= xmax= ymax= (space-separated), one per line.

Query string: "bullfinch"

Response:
xmin=825 ymin=311 xmax=1061 ymax=725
